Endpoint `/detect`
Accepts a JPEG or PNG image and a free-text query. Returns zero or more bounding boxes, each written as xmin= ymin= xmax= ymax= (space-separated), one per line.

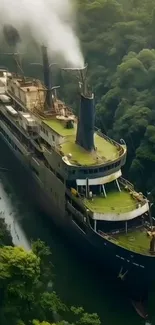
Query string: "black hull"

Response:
xmin=0 ymin=135 xmax=155 ymax=300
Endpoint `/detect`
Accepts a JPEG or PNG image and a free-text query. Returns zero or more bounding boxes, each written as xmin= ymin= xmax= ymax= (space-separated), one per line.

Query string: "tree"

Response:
xmin=0 ymin=246 xmax=40 ymax=325
xmin=31 ymin=239 xmax=53 ymax=288
xmin=0 ymin=243 xmax=66 ymax=324
xmin=0 ymin=241 xmax=101 ymax=325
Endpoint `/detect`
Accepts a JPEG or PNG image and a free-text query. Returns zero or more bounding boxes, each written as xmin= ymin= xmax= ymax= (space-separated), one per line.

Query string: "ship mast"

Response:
xmin=41 ymin=45 xmax=53 ymax=109
xmin=62 ymin=65 xmax=95 ymax=152
xmin=31 ymin=45 xmax=60 ymax=111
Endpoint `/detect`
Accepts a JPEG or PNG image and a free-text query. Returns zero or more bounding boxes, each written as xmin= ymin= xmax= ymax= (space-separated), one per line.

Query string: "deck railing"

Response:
xmin=119 ymin=177 xmax=134 ymax=190
xmin=119 ymin=177 xmax=147 ymax=203
xmin=98 ymin=230 xmax=150 ymax=255
xmin=84 ymin=199 xmax=148 ymax=214
xmin=95 ymin=127 xmax=125 ymax=157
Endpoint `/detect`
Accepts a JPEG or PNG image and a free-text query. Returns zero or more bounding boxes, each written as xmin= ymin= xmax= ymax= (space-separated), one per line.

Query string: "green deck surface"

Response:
xmin=61 ymin=133 xmax=119 ymax=166
xmin=83 ymin=191 xmax=137 ymax=214
xmin=42 ymin=118 xmax=119 ymax=166
xmin=114 ymin=228 xmax=150 ymax=254
xmin=43 ymin=119 xmax=75 ymax=136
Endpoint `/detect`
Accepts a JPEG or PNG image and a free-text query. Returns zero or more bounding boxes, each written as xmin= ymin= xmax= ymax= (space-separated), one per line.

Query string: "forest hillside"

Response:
xmin=74 ymin=0 xmax=155 ymax=197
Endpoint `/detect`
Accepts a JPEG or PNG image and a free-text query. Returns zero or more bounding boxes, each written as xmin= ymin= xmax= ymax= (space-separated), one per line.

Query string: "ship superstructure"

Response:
xmin=0 ymin=46 xmax=155 ymax=292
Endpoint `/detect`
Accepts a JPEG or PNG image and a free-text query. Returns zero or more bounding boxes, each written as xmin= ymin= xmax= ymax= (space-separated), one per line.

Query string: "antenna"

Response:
xmin=62 ymin=64 xmax=89 ymax=96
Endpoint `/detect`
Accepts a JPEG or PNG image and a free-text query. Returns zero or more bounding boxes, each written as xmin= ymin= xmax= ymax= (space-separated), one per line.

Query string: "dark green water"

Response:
xmin=0 ymin=139 xmax=146 ymax=325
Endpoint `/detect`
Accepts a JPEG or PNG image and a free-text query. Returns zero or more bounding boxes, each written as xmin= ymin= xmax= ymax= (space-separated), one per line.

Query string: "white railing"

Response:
xmin=119 ymin=177 xmax=134 ymax=191
xmin=95 ymin=127 xmax=125 ymax=157
xmin=119 ymin=177 xmax=147 ymax=202
xmin=93 ymin=201 xmax=149 ymax=221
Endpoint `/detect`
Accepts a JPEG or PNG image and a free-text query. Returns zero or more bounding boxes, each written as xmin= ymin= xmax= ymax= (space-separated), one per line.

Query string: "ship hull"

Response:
xmin=0 ymin=133 xmax=155 ymax=300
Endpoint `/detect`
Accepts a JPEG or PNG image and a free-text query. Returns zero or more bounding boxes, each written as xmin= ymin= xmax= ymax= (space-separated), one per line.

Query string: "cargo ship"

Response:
xmin=0 ymin=45 xmax=155 ymax=297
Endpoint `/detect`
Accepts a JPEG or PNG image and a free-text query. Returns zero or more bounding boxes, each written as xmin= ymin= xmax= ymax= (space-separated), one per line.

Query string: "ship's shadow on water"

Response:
xmin=0 ymin=139 xmax=152 ymax=325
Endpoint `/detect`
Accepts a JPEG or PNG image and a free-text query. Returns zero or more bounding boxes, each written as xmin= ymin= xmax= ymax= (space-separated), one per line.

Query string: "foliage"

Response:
xmin=0 ymin=240 xmax=101 ymax=325
xmin=31 ymin=239 xmax=53 ymax=287
xmin=70 ymin=306 xmax=101 ymax=325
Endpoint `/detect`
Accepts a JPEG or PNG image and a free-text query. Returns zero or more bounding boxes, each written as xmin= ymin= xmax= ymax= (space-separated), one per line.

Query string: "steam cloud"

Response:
xmin=0 ymin=0 xmax=84 ymax=68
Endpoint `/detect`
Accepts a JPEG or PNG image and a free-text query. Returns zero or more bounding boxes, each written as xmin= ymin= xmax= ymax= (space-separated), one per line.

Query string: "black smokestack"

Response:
xmin=41 ymin=45 xmax=53 ymax=109
xmin=3 ymin=24 xmax=21 ymax=48
xmin=76 ymin=93 xmax=95 ymax=151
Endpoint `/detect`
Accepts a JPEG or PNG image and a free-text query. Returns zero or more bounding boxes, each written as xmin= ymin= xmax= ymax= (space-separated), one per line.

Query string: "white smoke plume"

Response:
xmin=0 ymin=0 xmax=84 ymax=68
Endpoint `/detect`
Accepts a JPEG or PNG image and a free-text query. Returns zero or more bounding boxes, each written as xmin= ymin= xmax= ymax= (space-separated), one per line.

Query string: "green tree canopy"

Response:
xmin=0 ymin=240 xmax=101 ymax=325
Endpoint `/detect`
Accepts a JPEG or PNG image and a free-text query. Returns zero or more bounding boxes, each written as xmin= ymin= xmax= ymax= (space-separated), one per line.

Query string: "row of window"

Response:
xmin=0 ymin=128 xmax=22 ymax=154
xmin=70 ymin=160 xmax=120 ymax=175
xmin=40 ymin=125 xmax=48 ymax=136
xmin=40 ymin=126 xmax=56 ymax=143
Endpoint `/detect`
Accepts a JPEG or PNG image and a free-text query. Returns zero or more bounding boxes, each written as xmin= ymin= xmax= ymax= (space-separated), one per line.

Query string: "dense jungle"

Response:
xmin=74 ymin=0 xmax=155 ymax=198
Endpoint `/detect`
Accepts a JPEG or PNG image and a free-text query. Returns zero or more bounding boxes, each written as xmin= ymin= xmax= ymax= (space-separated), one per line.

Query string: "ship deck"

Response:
xmin=112 ymin=228 xmax=151 ymax=254
xmin=42 ymin=118 xmax=120 ymax=166
xmin=43 ymin=118 xmax=76 ymax=136
xmin=83 ymin=191 xmax=137 ymax=214
xmin=60 ymin=133 xmax=119 ymax=166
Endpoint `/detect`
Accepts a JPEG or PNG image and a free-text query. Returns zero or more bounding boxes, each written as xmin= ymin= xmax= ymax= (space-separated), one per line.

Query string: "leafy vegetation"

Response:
xmin=0 ymin=229 xmax=100 ymax=325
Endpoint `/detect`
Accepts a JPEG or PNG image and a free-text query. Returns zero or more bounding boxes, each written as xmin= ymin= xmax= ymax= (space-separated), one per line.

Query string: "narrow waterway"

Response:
xmin=0 ymin=139 xmax=146 ymax=325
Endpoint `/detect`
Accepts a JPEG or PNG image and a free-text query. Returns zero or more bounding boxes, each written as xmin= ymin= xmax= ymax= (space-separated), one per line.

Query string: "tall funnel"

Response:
xmin=62 ymin=64 xmax=95 ymax=151
xmin=42 ymin=45 xmax=53 ymax=108
xmin=76 ymin=92 xmax=95 ymax=151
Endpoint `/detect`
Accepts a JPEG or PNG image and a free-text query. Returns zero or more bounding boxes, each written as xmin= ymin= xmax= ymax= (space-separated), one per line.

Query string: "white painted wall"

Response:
xmin=40 ymin=126 xmax=63 ymax=147
xmin=92 ymin=201 xmax=149 ymax=221
xmin=76 ymin=170 xmax=122 ymax=186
